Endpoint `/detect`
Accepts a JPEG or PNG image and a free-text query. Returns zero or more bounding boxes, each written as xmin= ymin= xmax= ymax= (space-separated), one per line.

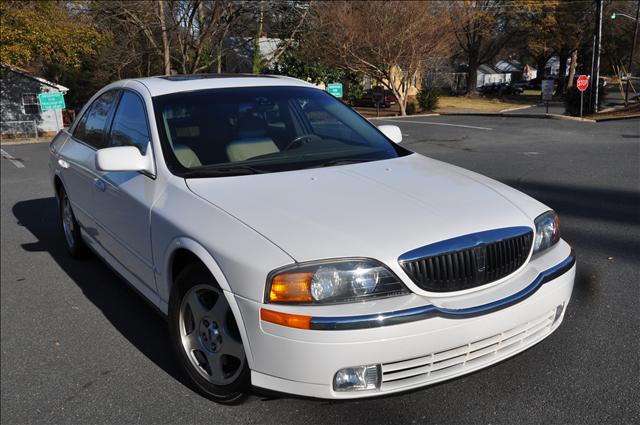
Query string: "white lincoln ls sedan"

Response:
xmin=49 ymin=75 xmax=576 ymax=403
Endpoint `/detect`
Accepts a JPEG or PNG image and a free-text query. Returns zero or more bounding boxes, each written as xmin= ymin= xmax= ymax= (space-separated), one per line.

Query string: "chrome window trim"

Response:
xmin=309 ymin=250 xmax=575 ymax=331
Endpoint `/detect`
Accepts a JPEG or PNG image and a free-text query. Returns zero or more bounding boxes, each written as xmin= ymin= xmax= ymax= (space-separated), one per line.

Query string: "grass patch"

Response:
xmin=435 ymin=96 xmax=531 ymax=112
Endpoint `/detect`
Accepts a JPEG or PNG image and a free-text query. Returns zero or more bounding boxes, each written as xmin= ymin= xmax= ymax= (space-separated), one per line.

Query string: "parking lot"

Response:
xmin=1 ymin=115 xmax=639 ymax=424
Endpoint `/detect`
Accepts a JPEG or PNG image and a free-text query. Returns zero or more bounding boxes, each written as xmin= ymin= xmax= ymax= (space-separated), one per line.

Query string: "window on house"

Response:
xmin=22 ymin=94 xmax=39 ymax=115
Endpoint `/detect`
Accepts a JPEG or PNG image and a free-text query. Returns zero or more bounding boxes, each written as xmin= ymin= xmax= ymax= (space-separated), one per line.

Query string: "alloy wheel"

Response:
xmin=178 ymin=284 xmax=245 ymax=385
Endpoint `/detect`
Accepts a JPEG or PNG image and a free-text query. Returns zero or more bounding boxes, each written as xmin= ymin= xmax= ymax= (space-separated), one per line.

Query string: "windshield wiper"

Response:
xmin=311 ymin=158 xmax=374 ymax=168
xmin=182 ymin=164 xmax=268 ymax=178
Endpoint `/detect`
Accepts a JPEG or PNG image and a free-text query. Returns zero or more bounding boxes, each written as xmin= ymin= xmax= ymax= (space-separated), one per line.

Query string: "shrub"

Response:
xmin=563 ymin=85 xmax=606 ymax=116
xmin=406 ymin=100 xmax=419 ymax=115
xmin=417 ymin=86 xmax=439 ymax=111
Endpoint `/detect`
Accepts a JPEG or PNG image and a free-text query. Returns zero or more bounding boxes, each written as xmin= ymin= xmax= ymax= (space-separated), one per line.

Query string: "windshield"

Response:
xmin=153 ymin=86 xmax=408 ymax=177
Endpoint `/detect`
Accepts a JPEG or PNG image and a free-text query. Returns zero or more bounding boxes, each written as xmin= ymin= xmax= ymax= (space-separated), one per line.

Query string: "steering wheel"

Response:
xmin=283 ymin=134 xmax=323 ymax=151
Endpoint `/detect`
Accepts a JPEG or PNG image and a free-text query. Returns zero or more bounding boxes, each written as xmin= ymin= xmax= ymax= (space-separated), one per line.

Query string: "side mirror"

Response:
xmin=95 ymin=143 xmax=155 ymax=175
xmin=377 ymin=125 xmax=402 ymax=144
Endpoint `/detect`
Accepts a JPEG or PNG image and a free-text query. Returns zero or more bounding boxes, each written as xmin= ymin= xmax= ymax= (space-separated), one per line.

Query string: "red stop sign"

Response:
xmin=577 ymin=75 xmax=589 ymax=92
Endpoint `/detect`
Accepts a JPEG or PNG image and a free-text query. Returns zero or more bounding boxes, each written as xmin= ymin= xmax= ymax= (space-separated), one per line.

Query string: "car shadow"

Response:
xmin=12 ymin=196 xmax=187 ymax=387
xmin=503 ymin=179 xmax=640 ymax=262
xmin=503 ymin=180 xmax=640 ymax=226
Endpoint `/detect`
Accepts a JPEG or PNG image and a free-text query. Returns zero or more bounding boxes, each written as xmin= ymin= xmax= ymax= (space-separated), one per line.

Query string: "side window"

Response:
xmin=73 ymin=90 xmax=118 ymax=149
xmin=109 ymin=91 xmax=150 ymax=154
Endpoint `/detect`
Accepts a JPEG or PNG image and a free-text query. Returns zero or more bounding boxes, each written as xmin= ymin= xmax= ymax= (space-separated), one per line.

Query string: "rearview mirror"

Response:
xmin=95 ymin=143 xmax=155 ymax=175
xmin=377 ymin=125 xmax=402 ymax=144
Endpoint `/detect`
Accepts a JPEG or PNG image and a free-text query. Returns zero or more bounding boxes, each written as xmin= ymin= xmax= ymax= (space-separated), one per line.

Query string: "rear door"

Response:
xmin=91 ymin=90 xmax=158 ymax=291
xmin=58 ymin=90 xmax=119 ymax=230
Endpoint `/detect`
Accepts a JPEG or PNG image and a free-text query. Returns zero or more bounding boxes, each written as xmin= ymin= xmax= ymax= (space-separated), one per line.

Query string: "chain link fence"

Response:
xmin=0 ymin=120 xmax=38 ymax=141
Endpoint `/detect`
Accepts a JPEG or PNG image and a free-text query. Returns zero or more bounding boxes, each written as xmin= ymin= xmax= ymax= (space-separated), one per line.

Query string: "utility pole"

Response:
xmin=589 ymin=34 xmax=596 ymax=109
xmin=594 ymin=0 xmax=603 ymax=113
xmin=624 ymin=1 xmax=640 ymax=106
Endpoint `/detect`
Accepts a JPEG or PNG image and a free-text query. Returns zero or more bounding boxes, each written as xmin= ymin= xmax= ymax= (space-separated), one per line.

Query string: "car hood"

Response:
xmin=185 ymin=154 xmax=539 ymax=265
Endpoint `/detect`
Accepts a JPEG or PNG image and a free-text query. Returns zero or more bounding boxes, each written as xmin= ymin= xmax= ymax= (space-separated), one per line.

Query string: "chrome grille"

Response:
xmin=399 ymin=227 xmax=533 ymax=292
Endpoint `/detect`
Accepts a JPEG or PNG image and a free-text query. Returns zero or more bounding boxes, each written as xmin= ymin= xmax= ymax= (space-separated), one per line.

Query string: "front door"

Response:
xmin=91 ymin=90 xmax=158 ymax=292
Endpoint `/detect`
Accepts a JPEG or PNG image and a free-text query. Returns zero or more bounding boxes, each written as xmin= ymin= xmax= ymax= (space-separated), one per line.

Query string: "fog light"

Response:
xmin=553 ymin=303 xmax=565 ymax=324
xmin=333 ymin=364 xmax=380 ymax=392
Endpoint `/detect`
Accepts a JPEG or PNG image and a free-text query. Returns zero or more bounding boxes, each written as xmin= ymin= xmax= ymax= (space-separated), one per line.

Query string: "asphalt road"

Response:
xmin=2 ymin=115 xmax=639 ymax=424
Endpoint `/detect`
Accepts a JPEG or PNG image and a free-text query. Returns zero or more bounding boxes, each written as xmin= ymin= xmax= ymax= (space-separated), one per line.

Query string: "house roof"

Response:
xmin=477 ymin=64 xmax=503 ymax=74
xmin=1 ymin=63 xmax=69 ymax=92
xmin=495 ymin=60 xmax=521 ymax=73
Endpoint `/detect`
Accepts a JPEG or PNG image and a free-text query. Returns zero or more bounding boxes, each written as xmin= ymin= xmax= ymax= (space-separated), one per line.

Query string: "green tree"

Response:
xmin=0 ymin=1 xmax=105 ymax=69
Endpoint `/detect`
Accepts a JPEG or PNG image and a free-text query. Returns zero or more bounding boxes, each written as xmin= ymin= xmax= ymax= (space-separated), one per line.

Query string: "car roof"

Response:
xmin=120 ymin=74 xmax=320 ymax=97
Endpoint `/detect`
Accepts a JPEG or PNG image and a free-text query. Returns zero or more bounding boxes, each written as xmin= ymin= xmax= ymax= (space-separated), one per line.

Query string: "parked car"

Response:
xmin=50 ymin=75 xmax=576 ymax=403
xmin=355 ymin=87 xmax=398 ymax=107
xmin=479 ymin=82 xmax=523 ymax=96
xmin=511 ymin=81 xmax=531 ymax=91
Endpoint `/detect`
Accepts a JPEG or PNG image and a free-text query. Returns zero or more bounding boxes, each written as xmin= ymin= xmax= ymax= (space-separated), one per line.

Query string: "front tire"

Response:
xmin=168 ymin=264 xmax=249 ymax=404
xmin=58 ymin=186 xmax=87 ymax=258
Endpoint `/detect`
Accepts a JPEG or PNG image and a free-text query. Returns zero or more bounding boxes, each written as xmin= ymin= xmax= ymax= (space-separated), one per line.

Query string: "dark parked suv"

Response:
xmin=355 ymin=87 xmax=398 ymax=108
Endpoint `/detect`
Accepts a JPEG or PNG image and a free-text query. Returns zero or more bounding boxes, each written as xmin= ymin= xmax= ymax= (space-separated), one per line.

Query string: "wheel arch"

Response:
xmin=53 ymin=175 xmax=63 ymax=201
xmin=163 ymin=237 xmax=232 ymax=298
xmin=163 ymin=237 xmax=255 ymax=368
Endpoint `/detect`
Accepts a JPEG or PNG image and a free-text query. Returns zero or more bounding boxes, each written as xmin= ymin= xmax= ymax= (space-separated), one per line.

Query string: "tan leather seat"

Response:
xmin=226 ymin=115 xmax=279 ymax=162
xmin=174 ymin=144 xmax=202 ymax=168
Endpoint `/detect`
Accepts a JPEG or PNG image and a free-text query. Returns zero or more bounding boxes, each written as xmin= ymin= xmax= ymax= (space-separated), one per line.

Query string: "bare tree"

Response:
xmin=447 ymin=0 xmax=517 ymax=95
xmin=158 ymin=0 xmax=171 ymax=74
xmin=304 ymin=1 xmax=452 ymax=115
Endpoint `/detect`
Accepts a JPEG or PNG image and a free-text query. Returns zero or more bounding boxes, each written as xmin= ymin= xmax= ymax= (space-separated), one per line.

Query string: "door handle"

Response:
xmin=94 ymin=178 xmax=106 ymax=192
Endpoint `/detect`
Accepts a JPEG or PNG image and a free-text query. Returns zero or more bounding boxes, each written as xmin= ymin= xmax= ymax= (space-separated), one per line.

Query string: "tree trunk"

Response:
xmin=567 ymin=50 xmax=578 ymax=88
xmin=536 ymin=55 xmax=548 ymax=82
xmin=158 ymin=0 xmax=171 ymax=75
xmin=217 ymin=41 xmax=224 ymax=74
xmin=557 ymin=51 xmax=568 ymax=94
xmin=467 ymin=53 xmax=479 ymax=95
xmin=252 ymin=2 xmax=264 ymax=74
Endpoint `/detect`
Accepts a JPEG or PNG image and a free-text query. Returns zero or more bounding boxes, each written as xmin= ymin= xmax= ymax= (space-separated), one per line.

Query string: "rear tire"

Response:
xmin=168 ymin=263 xmax=249 ymax=404
xmin=58 ymin=186 xmax=88 ymax=258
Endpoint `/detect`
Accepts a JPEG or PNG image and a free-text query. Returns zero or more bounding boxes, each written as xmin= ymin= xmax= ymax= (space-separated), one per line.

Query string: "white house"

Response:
xmin=1 ymin=64 xmax=68 ymax=138
xmin=476 ymin=64 xmax=511 ymax=87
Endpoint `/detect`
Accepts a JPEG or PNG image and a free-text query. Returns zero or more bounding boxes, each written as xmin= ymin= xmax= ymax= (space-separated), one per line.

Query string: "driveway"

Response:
xmin=1 ymin=116 xmax=639 ymax=424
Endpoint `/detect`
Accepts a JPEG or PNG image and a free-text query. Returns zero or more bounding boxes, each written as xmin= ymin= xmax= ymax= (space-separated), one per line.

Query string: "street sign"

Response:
xmin=576 ymin=75 xmax=589 ymax=92
xmin=38 ymin=92 xmax=66 ymax=111
xmin=327 ymin=83 xmax=343 ymax=98
xmin=541 ymin=80 xmax=554 ymax=101
xmin=372 ymin=86 xmax=385 ymax=103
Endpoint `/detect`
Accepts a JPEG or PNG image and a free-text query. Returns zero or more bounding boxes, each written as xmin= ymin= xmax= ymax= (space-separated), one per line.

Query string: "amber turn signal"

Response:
xmin=269 ymin=272 xmax=313 ymax=303
xmin=260 ymin=308 xmax=312 ymax=330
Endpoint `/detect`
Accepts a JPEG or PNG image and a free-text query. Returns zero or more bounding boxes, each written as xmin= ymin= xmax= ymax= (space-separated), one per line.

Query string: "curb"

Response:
xmin=591 ymin=114 xmax=640 ymax=122
xmin=368 ymin=113 xmax=440 ymax=120
xmin=498 ymin=105 xmax=535 ymax=113
xmin=0 ymin=138 xmax=50 ymax=146
xmin=439 ymin=111 xmax=597 ymax=122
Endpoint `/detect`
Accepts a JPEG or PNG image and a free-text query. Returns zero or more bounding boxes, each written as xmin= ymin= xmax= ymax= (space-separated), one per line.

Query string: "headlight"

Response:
xmin=267 ymin=259 xmax=408 ymax=304
xmin=533 ymin=210 xmax=560 ymax=254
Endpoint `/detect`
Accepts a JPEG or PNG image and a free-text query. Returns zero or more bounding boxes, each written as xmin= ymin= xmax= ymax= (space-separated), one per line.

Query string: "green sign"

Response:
xmin=38 ymin=92 xmax=66 ymax=111
xmin=327 ymin=83 xmax=343 ymax=98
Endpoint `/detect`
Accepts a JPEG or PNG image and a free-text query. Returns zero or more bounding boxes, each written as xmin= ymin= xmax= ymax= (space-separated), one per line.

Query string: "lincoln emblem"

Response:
xmin=474 ymin=246 xmax=487 ymax=273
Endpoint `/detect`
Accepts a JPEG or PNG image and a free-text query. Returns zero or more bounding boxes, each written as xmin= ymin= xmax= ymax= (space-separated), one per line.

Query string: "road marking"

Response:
xmin=0 ymin=148 xmax=25 ymax=168
xmin=380 ymin=119 xmax=492 ymax=131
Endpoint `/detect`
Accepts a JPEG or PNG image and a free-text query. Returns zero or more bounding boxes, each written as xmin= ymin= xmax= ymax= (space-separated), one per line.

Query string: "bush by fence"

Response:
xmin=417 ymin=87 xmax=439 ymax=111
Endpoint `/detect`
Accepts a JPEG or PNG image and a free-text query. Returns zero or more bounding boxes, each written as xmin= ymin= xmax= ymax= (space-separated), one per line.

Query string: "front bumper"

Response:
xmin=235 ymin=243 xmax=576 ymax=399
